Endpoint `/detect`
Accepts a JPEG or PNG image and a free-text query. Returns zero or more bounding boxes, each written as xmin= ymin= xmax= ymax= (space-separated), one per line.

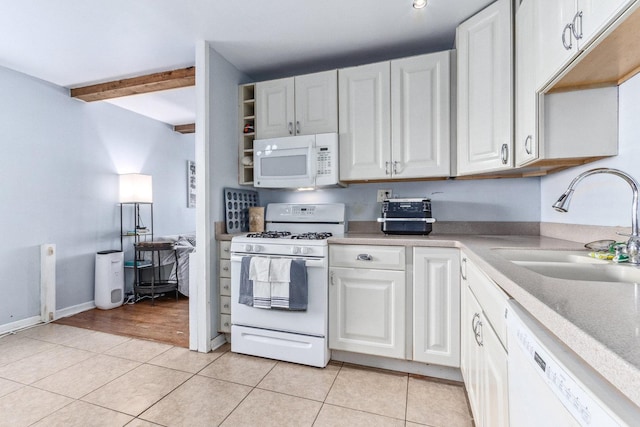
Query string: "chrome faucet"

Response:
xmin=552 ymin=168 xmax=640 ymax=265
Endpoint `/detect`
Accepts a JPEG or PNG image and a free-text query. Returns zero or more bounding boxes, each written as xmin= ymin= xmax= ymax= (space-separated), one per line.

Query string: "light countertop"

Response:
xmin=329 ymin=233 xmax=640 ymax=408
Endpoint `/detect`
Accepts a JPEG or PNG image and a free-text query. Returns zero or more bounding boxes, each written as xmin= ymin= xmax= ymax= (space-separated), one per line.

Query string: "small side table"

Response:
xmin=133 ymin=241 xmax=179 ymax=305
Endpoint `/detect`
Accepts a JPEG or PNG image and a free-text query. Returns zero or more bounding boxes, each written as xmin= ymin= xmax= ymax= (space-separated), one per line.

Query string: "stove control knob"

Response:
xmin=253 ymin=245 xmax=263 ymax=253
xmin=300 ymin=247 xmax=311 ymax=255
xmin=244 ymin=244 xmax=253 ymax=252
xmin=291 ymin=246 xmax=301 ymax=255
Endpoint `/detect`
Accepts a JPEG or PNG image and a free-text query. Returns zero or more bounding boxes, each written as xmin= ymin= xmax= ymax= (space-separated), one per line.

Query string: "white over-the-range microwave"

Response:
xmin=253 ymin=133 xmax=342 ymax=189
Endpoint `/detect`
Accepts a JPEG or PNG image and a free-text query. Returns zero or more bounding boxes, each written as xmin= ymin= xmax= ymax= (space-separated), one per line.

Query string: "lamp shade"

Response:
xmin=119 ymin=174 xmax=153 ymax=203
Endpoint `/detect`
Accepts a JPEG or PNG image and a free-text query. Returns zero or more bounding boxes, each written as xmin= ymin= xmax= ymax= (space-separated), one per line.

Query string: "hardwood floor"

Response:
xmin=55 ymin=294 xmax=189 ymax=348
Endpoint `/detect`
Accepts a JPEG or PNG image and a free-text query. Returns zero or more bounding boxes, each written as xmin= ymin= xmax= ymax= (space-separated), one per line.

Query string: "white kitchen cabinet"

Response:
xmin=339 ymin=52 xmax=452 ymax=181
xmin=456 ymin=0 xmax=513 ymax=175
xmin=412 ymin=248 xmax=460 ymax=367
xmin=329 ymin=245 xmax=406 ymax=359
xmin=338 ymin=61 xmax=391 ymax=180
xmin=536 ymin=0 xmax=633 ymax=91
xmin=390 ymin=52 xmax=452 ymax=179
xmin=256 ymin=70 xmax=337 ymax=139
xmin=516 ymin=0 xmax=619 ymax=168
xmin=460 ymin=254 xmax=509 ymax=427
xmin=515 ymin=0 xmax=538 ymax=167
xmin=218 ymin=240 xmax=232 ymax=333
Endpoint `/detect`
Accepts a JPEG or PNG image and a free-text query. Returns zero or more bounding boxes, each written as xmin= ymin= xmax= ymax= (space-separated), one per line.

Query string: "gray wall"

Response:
xmin=208 ymin=47 xmax=250 ymax=333
xmin=258 ymin=178 xmax=541 ymax=223
xmin=0 ymin=66 xmax=195 ymax=328
xmin=541 ymin=73 xmax=640 ymax=228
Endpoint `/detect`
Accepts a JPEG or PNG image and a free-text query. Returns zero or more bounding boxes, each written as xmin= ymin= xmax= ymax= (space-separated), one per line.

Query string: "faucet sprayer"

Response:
xmin=552 ymin=168 xmax=640 ymax=264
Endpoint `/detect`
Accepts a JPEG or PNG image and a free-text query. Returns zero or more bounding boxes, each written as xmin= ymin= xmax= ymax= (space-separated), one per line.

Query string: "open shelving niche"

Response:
xmin=239 ymin=83 xmax=255 ymax=185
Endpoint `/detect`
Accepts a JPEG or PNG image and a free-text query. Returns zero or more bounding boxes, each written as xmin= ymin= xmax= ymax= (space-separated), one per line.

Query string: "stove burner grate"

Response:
xmin=246 ymin=231 xmax=292 ymax=239
xmin=292 ymin=232 xmax=333 ymax=240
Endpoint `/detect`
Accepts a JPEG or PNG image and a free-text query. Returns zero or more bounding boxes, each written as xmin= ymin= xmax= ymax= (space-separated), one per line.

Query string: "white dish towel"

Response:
xmin=249 ymin=257 xmax=271 ymax=309
xmin=269 ymin=258 xmax=292 ymax=309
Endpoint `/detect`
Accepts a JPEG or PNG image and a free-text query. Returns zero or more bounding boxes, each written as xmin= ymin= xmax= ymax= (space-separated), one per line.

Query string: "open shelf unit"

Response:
xmin=239 ymin=83 xmax=255 ymax=185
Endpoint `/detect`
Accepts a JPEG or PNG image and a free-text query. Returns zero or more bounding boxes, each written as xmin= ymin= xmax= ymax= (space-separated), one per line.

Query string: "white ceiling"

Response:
xmin=0 ymin=0 xmax=493 ymax=126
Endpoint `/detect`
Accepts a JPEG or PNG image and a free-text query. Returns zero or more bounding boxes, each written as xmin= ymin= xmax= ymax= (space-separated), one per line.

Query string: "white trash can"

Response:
xmin=95 ymin=250 xmax=124 ymax=309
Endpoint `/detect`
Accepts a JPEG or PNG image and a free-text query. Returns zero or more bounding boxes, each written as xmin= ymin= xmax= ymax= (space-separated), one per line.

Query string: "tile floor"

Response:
xmin=0 ymin=323 xmax=474 ymax=427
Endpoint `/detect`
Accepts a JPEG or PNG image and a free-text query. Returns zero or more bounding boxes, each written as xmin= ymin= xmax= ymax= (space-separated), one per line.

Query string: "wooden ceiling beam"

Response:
xmin=70 ymin=66 xmax=195 ymax=102
xmin=174 ymin=123 xmax=195 ymax=134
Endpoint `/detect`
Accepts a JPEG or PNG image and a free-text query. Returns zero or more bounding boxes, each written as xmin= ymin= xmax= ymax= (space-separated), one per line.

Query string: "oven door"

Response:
xmin=230 ymin=254 xmax=328 ymax=337
xmin=253 ymin=135 xmax=316 ymax=188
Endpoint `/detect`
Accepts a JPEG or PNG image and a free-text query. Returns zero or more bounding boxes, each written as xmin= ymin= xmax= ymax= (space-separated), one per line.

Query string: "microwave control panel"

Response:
xmin=316 ymin=145 xmax=333 ymax=176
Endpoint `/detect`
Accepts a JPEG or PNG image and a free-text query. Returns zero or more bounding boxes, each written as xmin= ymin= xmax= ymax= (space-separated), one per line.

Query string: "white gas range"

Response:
xmin=229 ymin=203 xmax=346 ymax=367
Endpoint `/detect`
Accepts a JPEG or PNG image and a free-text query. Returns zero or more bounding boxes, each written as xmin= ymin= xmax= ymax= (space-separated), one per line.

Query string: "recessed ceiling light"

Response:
xmin=413 ymin=0 xmax=427 ymax=9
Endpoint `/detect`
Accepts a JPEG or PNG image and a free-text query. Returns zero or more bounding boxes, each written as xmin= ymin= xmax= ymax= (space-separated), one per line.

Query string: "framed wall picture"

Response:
xmin=187 ymin=160 xmax=196 ymax=208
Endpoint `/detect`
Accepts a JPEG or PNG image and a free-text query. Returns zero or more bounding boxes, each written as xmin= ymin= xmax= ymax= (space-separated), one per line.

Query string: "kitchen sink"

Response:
xmin=493 ymin=249 xmax=640 ymax=283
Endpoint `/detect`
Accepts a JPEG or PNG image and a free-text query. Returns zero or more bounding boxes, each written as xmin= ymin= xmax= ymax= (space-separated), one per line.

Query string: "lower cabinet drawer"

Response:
xmin=220 ymin=295 xmax=231 ymax=314
xmin=219 ymin=259 xmax=231 ymax=278
xmin=220 ymin=314 xmax=231 ymax=333
xmin=220 ymin=278 xmax=231 ymax=296
xmin=330 ymin=245 xmax=405 ymax=270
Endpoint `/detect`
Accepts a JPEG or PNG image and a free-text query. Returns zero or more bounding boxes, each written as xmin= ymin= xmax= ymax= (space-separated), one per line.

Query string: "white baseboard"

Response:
xmin=210 ymin=333 xmax=227 ymax=351
xmin=331 ymin=350 xmax=463 ymax=383
xmin=0 ymin=315 xmax=42 ymax=335
xmin=56 ymin=301 xmax=96 ymax=319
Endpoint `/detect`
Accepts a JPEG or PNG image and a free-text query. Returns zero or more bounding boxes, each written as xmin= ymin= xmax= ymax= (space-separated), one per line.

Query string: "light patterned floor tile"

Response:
xmin=325 ymin=365 xmax=408 ymax=420
xmin=19 ymin=323 xmax=93 ymax=345
xmin=141 ymin=375 xmax=251 ymax=426
xmin=406 ymin=377 xmax=473 ymax=427
xmin=147 ymin=346 xmax=224 ymax=373
xmin=33 ymin=354 xmax=140 ymax=398
xmin=62 ymin=330 xmax=132 ymax=353
xmin=0 ymin=377 xmax=23 ymax=398
xmin=126 ymin=420 xmax=163 ymax=426
xmin=104 ymin=338 xmax=172 ymax=362
xmin=221 ymin=388 xmax=321 ymax=427
xmin=257 ymin=361 xmax=340 ymax=401
xmin=82 ymin=363 xmax=191 ymax=416
xmin=198 ymin=351 xmax=276 ymax=386
xmin=314 ymin=404 xmax=405 ymax=427
xmin=31 ymin=400 xmax=133 ymax=427
xmin=0 ymin=386 xmax=73 ymax=427
xmin=0 ymin=336 xmax=56 ymax=366
xmin=0 ymin=345 xmax=93 ymax=384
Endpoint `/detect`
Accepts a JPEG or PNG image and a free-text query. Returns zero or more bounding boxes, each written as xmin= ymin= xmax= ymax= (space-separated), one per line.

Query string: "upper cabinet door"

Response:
xmin=294 ymin=70 xmax=338 ymax=136
xmin=391 ymin=51 xmax=452 ymax=179
xmin=256 ymin=77 xmax=295 ymax=139
xmin=338 ymin=61 xmax=391 ymax=181
xmin=515 ymin=0 xmax=539 ymax=167
xmin=456 ymin=0 xmax=513 ymax=176
xmin=536 ymin=0 xmax=577 ymax=90
xmin=577 ymin=0 xmax=633 ymax=49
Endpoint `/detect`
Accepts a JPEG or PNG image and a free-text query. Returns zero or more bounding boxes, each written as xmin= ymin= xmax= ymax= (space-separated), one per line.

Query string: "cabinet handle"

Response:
xmin=330 ymin=271 xmax=334 ymax=286
xmin=393 ymin=161 xmax=399 ymax=175
xmin=524 ymin=135 xmax=532 ymax=155
xmin=356 ymin=254 xmax=373 ymax=261
xmin=472 ymin=313 xmax=483 ymax=347
xmin=384 ymin=161 xmax=390 ymax=175
xmin=288 ymin=122 xmax=293 ymax=135
xmin=571 ymin=11 xmax=583 ymax=40
xmin=500 ymin=144 xmax=509 ymax=165
xmin=562 ymin=23 xmax=573 ymax=50
xmin=461 ymin=258 xmax=467 ymax=280
xmin=296 ymin=121 xmax=300 ymax=134
xmin=223 ymin=266 xmax=229 ymax=271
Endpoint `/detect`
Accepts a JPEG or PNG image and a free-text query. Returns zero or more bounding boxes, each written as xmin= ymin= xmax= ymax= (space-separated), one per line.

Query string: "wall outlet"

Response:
xmin=377 ymin=189 xmax=392 ymax=202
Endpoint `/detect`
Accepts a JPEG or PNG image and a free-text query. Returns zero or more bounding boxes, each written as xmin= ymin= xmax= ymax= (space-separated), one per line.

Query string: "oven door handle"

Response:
xmin=231 ymin=255 xmax=326 ymax=268
xmin=376 ymin=217 xmax=436 ymax=223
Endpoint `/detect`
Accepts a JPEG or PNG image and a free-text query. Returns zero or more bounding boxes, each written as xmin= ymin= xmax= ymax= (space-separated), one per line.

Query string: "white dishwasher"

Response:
xmin=507 ymin=301 xmax=640 ymax=426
